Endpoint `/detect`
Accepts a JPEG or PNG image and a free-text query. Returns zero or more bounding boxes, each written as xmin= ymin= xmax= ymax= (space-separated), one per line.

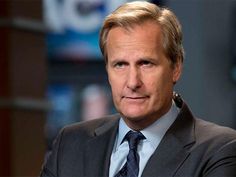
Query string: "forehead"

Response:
xmin=107 ymin=20 xmax=162 ymax=41
xmin=106 ymin=21 xmax=163 ymax=55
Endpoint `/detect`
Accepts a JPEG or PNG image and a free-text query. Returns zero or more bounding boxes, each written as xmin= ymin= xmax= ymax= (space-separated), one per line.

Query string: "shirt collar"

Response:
xmin=116 ymin=101 xmax=179 ymax=150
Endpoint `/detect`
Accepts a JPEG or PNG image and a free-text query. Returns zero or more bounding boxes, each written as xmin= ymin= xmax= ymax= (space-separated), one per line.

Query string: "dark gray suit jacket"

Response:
xmin=40 ymin=98 xmax=236 ymax=177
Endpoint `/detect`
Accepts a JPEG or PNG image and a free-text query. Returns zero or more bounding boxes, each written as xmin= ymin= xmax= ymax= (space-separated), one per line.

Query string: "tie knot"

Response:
xmin=125 ymin=131 xmax=145 ymax=150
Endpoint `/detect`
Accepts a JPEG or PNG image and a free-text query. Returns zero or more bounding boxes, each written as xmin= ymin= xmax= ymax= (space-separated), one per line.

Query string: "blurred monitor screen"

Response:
xmin=43 ymin=0 xmax=160 ymax=61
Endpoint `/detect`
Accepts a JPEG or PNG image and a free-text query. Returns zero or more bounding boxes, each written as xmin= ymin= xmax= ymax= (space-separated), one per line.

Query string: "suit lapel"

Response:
xmin=142 ymin=102 xmax=196 ymax=177
xmin=84 ymin=115 xmax=120 ymax=177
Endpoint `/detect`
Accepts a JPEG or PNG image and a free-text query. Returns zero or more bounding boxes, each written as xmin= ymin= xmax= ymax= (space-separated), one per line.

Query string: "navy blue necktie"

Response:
xmin=115 ymin=131 xmax=146 ymax=177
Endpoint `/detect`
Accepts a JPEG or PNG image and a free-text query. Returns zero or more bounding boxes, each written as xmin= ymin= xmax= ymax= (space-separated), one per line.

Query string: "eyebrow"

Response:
xmin=138 ymin=57 xmax=157 ymax=62
xmin=109 ymin=59 xmax=128 ymax=65
xmin=109 ymin=57 xmax=159 ymax=65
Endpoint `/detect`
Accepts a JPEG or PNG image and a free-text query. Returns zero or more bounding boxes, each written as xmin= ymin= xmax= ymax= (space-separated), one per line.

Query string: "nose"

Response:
xmin=126 ymin=66 xmax=142 ymax=91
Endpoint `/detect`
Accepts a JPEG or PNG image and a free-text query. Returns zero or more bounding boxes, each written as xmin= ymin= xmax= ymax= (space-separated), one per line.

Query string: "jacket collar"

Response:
xmin=142 ymin=95 xmax=196 ymax=177
xmin=84 ymin=114 xmax=120 ymax=177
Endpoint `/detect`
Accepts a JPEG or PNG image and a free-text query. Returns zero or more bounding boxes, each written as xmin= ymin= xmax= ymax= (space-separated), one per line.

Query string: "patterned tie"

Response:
xmin=115 ymin=131 xmax=146 ymax=177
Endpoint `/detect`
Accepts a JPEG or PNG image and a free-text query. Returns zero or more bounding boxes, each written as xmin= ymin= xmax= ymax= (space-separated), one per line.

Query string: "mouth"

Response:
xmin=121 ymin=96 xmax=149 ymax=104
xmin=122 ymin=95 xmax=150 ymax=101
xmin=124 ymin=96 xmax=148 ymax=99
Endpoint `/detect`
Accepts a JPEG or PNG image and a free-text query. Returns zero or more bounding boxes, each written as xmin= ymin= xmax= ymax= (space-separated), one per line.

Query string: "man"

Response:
xmin=40 ymin=1 xmax=236 ymax=177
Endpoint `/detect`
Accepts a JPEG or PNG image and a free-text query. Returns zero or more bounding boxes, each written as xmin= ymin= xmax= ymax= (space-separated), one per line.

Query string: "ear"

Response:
xmin=172 ymin=60 xmax=183 ymax=84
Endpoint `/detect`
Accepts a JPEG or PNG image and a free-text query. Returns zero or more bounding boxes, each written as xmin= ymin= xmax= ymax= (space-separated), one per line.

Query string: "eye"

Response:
xmin=139 ymin=60 xmax=154 ymax=67
xmin=113 ymin=61 xmax=127 ymax=69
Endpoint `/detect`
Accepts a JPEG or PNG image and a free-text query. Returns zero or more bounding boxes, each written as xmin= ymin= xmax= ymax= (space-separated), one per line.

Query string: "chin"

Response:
xmin=120 ymin=111 xmax=147 ymax=121
xmin=120 ymin=113 xmax=153 ymax=130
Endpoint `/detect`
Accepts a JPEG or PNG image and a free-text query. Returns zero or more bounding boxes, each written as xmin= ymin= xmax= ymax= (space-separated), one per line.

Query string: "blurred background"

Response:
xmin=0 ymin=0 xmax=236 ymax=176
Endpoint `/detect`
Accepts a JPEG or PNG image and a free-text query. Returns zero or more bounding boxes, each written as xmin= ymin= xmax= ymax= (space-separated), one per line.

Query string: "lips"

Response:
xmin=122 ymin=95 xmax=150 ymax=100
xmin=124 ymin=96 xmax=148 ymax=99
xmin=121 ymin=96 xmax=149 ymax=105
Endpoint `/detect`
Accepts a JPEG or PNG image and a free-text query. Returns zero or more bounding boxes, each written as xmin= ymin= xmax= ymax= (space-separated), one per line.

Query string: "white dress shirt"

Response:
xmin=109 ymin=101 xmax=179 ymax=177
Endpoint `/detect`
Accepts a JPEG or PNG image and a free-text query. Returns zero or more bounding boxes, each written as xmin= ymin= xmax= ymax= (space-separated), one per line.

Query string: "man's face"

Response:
xmin=106 ymin=21 xmax=182 ymax=130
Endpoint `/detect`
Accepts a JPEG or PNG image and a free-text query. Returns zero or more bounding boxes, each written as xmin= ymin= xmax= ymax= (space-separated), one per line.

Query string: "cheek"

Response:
xmin=144 ymin=71 xmax=163 ymax=87
xmin=145 ymin=71 xmax=173 ymax=92
xmin=108 ymin=69 xmax=126 ymax=83
xmin=108 ymin=75 xmax=123 ymax=95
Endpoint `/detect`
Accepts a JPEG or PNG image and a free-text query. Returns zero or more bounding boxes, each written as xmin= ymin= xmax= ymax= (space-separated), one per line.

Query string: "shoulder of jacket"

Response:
xmin=60 ymin=114 xmax=120 ymax=136
xmin=194 ymin=118 xmax=236 ymax=145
